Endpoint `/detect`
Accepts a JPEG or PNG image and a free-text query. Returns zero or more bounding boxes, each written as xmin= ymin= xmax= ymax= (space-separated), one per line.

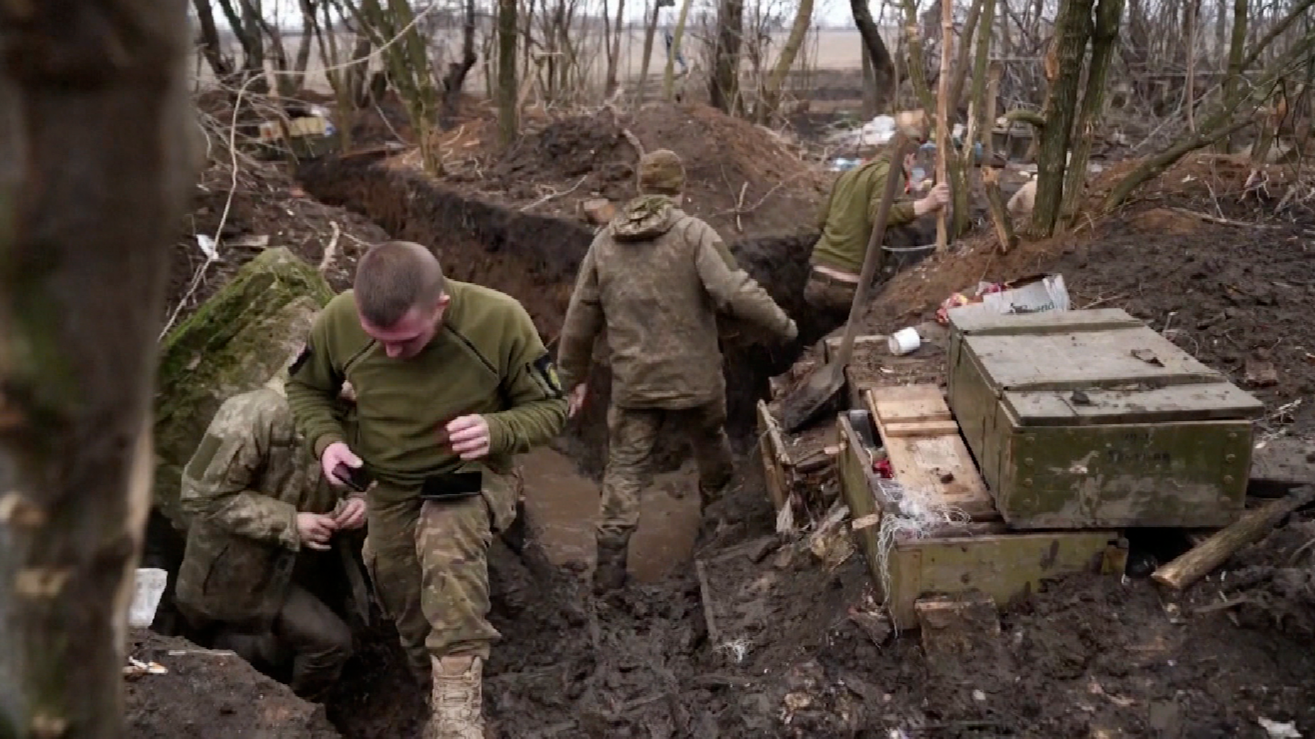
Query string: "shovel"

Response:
xmin=778 ymin=140 xmax=911 ymax=433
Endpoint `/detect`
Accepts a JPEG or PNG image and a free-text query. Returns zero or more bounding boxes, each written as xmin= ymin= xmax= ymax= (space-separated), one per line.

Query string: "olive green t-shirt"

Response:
xmin=810 ymin=155 xmax=919 ymax=274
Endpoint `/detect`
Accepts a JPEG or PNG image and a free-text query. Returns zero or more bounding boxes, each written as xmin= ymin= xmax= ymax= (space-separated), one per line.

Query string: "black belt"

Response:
xmin=419 ymin=471 xmax=483 ymax=500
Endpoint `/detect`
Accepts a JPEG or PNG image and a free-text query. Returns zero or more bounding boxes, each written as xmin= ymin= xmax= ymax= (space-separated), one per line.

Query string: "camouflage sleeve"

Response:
xmin=286 ymin=310 xmax=347 ymax=459
xmin=556 ymin=242 xmax=603 ymax=390
xmin=485 ymin=300 xmax=569 ymax=456
xmin=868 ymin=162 xmax=918 ymax=228
xmin=692 ymin=224 xmax=796 ymax=340
xmin=180 ymin=404 xmax=301 ymax=551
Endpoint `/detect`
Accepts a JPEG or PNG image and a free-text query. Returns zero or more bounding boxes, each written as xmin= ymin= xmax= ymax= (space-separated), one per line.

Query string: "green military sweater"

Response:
xmin=810 ymin=155 xmax=918 ymax=274
xmin=286 ymin=281 xmax=568 ymax=487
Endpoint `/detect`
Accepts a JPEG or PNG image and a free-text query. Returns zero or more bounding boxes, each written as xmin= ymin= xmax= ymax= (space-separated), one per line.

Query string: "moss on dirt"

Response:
xmin=153 ymin=247 xmax=333 ymax=524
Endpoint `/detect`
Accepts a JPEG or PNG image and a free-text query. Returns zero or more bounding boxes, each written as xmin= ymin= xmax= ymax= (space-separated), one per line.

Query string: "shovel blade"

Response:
xmin=778 ymin=362 xmax=846 ymax=433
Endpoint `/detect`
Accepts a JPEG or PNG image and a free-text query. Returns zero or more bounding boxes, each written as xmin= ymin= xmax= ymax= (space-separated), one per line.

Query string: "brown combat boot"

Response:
xmin=426 ymin=655 xmax=485 ymax=739
xmin=593 ymin=531 xmax=631 ymax=595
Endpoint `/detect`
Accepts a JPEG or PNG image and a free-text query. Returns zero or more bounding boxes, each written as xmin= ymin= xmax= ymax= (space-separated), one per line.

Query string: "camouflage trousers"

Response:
xmin=600 ymin=400 xmax=733 ymax=539
xmin=362 ymin=469 xmax=521 ymax=684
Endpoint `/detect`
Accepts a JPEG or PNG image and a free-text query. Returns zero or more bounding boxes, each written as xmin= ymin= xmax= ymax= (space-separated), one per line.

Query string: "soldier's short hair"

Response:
xmin=638 ymin=149 xmax=685 ymax=196
xmin=354 ymin=241 xmax=447 ymax=328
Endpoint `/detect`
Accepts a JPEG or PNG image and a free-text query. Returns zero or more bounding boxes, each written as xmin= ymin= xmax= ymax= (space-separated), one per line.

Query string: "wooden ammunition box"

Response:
xmin=836 ymin=402 xmax=1125 ymax=628
xmin=946 ymin=308 xmax=1264 ymax=529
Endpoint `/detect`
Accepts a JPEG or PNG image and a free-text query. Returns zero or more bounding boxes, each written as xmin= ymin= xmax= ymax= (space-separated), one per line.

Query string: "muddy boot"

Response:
xmin=426 ymin=655 xmax=485 ymax=739
xmin=593 ymin=532 xmax=631 ymax=595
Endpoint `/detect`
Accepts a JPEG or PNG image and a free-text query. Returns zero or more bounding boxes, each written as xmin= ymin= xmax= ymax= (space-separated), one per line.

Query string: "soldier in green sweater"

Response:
xmin=807 ymin=128 xmax=950 ymax=325
xmin=286 ymin=241 xmax=568 ymax=739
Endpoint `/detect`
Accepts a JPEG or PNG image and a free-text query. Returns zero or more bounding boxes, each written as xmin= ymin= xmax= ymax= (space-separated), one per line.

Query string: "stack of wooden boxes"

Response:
xmin=830 ymin=308 xmax=1264 ymax=627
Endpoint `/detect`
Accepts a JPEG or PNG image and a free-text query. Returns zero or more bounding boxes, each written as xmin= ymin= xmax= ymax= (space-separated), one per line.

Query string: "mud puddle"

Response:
xmin=523 ymin=446 xmax=701 ymax=583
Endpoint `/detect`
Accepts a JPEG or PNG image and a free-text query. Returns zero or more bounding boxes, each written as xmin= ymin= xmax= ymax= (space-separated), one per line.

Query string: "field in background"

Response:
xmin=191 ymin=27 xmax=883 ymax=98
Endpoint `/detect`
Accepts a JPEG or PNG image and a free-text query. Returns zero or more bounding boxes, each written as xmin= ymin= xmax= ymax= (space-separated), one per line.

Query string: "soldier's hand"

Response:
xmin=917 ymin=182 xmax=951 ymax=214
xmin=446 ymin=415 xmax=491 ymax=460
xmin=296 ymin=512 xmax=337 ymax=550
xmin=321 ymin=442 xmax=363 ymax=487
xmin=567 ymin=384 xmax=588 ymax=418
xmin=335 ymin=496 xmax=367 ymax=531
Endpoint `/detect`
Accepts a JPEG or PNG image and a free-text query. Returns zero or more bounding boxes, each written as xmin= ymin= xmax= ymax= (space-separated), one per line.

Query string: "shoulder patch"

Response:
xmin=532 ymin=353 xmax=564 ymax=398
xmin=288 ymin=343 xmax=312 ymax=377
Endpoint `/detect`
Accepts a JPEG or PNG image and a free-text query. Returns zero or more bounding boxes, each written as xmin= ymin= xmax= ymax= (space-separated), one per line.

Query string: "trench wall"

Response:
xmin=298 ymin=157 xmax=821 ymax=473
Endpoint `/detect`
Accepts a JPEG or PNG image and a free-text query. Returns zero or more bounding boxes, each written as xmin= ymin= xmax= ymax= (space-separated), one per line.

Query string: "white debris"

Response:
xmin=972 ymin=690 xmax=987 ymax=702
xmin=1258 ymin=718 xmax=1302 ymax=738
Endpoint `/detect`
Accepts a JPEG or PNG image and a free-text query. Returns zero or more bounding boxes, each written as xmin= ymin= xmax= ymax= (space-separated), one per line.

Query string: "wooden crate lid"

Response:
xmin=963 ymin=324 xmax=1222 ymax=391
xmin=948 ymin=307 xmax=1142 ymax=337
xmin=1004 ymin=382 xmax=1265 ymax=426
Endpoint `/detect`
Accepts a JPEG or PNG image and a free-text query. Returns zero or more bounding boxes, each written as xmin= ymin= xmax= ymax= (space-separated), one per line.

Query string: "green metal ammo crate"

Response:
xmin=947 ymin=308 xmax=1263 ymax=529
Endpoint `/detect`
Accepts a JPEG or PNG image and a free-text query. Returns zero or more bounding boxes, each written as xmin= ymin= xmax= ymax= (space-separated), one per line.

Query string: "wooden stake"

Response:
xmin=1152 ymin=486 xmax=1315 ymax=591
xmin=982 ymin=167 xmax=1016 ymax=252
xmin=935 ymin=0 xmax=954 ymax=252
xmin=984 ymin=60 xmax=1003 ymax=160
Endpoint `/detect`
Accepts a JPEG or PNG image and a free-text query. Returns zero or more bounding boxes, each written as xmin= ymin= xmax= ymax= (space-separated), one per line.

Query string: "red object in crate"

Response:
xmin=872 ymin=458 xmax=894 ymax=479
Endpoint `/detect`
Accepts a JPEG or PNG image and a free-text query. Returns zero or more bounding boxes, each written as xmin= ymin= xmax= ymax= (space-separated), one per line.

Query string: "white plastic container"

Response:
xmin=129 ymin=568 xmax=168 ymax=628
xmin=888 ymin=327 xmax=921 ymax=356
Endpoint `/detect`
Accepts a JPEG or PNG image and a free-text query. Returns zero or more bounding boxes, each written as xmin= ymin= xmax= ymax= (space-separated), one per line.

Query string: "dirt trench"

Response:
xmin=297 ymin=156 xmax=822 ymax=474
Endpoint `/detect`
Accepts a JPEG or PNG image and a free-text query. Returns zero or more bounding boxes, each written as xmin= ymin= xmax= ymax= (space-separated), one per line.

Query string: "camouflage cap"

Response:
xmin=637 ymin=149 xmax=685 ymax=196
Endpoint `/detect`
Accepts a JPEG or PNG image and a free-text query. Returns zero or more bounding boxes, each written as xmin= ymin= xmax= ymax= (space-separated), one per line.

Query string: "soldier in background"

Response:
xmin=557 ymin=149 xmax=798 ymax=595
xmin=175 ymin=365 xmax=364 ymax=703
xmin=807 ymin=115 xmax=950 ymax=328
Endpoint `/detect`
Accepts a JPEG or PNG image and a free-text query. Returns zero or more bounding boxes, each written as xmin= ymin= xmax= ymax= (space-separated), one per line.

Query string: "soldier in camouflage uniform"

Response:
xmin=557 ymin=149 xmax=798 ymax=594
xmin=175 ymin=366 xmax=363 ymax=702
xmin=286 ymin=241 xmax=567 ymax=739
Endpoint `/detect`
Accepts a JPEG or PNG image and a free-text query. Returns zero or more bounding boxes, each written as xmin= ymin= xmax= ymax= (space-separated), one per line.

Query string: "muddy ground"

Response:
xmin=140 ymin=100 xmax=1315 ymax=738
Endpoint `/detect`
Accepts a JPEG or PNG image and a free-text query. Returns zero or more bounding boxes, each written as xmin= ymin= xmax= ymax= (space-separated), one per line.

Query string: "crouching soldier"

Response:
xmin=175 ymin=366 xmax=365 ymax=702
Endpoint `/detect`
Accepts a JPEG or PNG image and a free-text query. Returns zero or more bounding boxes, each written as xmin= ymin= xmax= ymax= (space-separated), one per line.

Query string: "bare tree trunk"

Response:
xmin=934 ymin=0 xmax=953 ymax=251
xmin=955 ymin=0 xmax=997 ymax=236
xmin=636 ymin=1 xmax=662 ymax=103
xmin=1185 ymin=0 xmax=1198 ymax=131
xmin=1029 ymin=0 xmax=1094 ymax=237
xmin=605 ymin=0 xmax=625 ymax=95
xmin=710 ymin=0 xmax=745 ymax=112
xmin=1060 ymin=0 xmax=1125 ymax=222
xmin=193 ymin=0 xmax=236 ymax=78
xmin=1218 ymin=0 xmax=1247 ymax=151
xmin=1213 ymin=0 xmax=1227 ymax=69
xmin=948 ymin=0 xmax=986 ymax=118
xmin=499 ymin=0 xmax=520 ymax=145
xmin=0 ymin=1 xmax=195 ymax=736
xmin=663 ymin=0 xmax=694 ymax=100
xmin=853 ymin=0 xmax=897 ymax=110
xmin=984 ymin=59 xmax=1002 ymax=159
xmin=442 ymin=0 xmax=479 ymax=127
xmin=861 ymin=42 xmax=879 ymax=117
xmin=759 ymin=0 xmax=815 ymax=118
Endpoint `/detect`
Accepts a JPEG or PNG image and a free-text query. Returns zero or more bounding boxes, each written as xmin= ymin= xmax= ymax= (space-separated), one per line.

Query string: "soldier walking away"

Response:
xmin=286 ymin=241 xmax=568 ymax=738
xmin=557 ymin=149 xmax=798 ymax=595
xmin=807 ymin=114 xmax=950 ymax=329
xmin=175 ymin=365 xmax=363 ymax=703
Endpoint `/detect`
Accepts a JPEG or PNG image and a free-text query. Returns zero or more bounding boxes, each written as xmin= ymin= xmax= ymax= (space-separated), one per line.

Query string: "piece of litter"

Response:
xmin=972 ymin=689 xmax=986 ymax=702
xmin=1258 ymin=717 xmax=1302 ymax=738
xmin=196 ymin=234 xmax=217 ymax=260
xmin=123 ymin=656 xmax=168 ymax=677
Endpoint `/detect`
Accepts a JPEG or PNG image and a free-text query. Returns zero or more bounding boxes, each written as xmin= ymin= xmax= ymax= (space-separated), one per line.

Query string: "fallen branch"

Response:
xmin=318 ymin=221 xmax=341 ymax=274
xmin=694 ymin=559 xmax=722 ymax=645
xmin=982 ymin=167 xmax=1016 ymax=253
xmin=1004 ymin=109 xmax=1046 ymax=128
xmin=1167 ymin=207 xmax=1279 ymax=229
xmin=520 ymin=175 xmax=588 ymax=212
xmin=1152 ymin=486 xmax=1315 ymax=591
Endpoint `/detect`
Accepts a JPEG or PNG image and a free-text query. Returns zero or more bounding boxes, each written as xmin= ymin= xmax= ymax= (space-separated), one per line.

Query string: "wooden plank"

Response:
xmin=863 ymin=386 xmax=998 ymax=521
xmin=965 ymin=326 xmax=1222 ymax=392
xmin=1004 ymin=382 xmax=1265 ymax=426
xmin=868 ymin=384 xmax=953 ymax=424
xmin=756 ymin=400 xmax=789 ymax=512
xmin=947 ymin=307 xmax=1142 ymax=337
xmin=883 ymin=420 xmax=962 ymax=437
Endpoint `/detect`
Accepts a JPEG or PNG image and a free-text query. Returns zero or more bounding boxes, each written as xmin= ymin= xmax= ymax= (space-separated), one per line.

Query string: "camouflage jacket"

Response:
xmin=558 ymin=196 xmax=796 ymax=409
xmin=175 ymin=387 xmax=342 ymax=629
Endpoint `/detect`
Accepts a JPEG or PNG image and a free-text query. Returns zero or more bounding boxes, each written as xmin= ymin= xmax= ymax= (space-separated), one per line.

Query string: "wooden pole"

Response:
xmin=981 ymin=167 xmax=1016 ymax=252
xmin=984 ymin=60 xmax=1002 ymax=160
xmin=0 ymin=0 xmax=196 ymax=735
xmin=1152 ymin=487 xmax=1315 ymax=591
xmin=935 ymin=0 xmax=954 ymax=252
